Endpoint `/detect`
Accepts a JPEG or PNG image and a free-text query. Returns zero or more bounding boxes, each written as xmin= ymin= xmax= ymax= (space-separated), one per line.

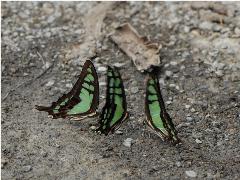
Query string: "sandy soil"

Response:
xmin=1 ymin=2 xmax=240 ymax=179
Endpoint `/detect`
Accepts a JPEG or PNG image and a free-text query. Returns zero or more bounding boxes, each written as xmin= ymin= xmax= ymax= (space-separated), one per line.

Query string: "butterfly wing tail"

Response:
xmin=35 ymin=105 xmax=52 ymax=112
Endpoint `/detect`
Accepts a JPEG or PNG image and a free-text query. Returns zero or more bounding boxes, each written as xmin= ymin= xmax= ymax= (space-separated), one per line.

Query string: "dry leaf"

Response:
xmin=110 ymin=23 xmax=161 ymax=72
xmin=63 ymin=2 xmax=114 ymax=62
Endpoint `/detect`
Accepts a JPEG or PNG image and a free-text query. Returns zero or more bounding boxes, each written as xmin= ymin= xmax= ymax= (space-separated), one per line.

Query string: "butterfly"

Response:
xmin=96 ymin=66 xmax=128 ymax=135
xmin=35 ymin=60 xmax=99 ymax=120
xmin=145 ymin=73 xmax=180 ymax=144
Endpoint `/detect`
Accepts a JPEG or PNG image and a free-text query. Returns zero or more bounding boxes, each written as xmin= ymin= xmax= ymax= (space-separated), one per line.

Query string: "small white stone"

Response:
xmin=185 ymin=170 xmax=197 ymax=178
xmin=166 ymin=101 xmax=172 ymax=105
xmin=130 ymin=87 xmax=139 ymax=94
xmin=170 ymin=61 xmax=178 ymax=66
xmin=97 ymin=66 xmax=107 ymax=72
xmin=185 ymin=104 xmax=191 ymax=109
xmin=74 ymin=29 xmax=84 ymax=34
xmin=175 ymin=85 xmax=180 ymax=90
xmin=176 ymin=161 xmax=181 ymax=167
xmin=190 ymin=108 xmax=196 ymax=113
xmin=165 ymin=70 xmax=173 ymax=77
xmin=89 ymin=126 xmax=97 ymax=130
xmin=22 ymin=165 xmax=32 ymax=172
xmin=195 ymin=139 xmax=202 ymax=144
xmin=66 ymin=83 xmax=73 ymax=88
xmin=180 ymin=65 xmax=185 ymax=70
xmin=234 ymin=27 xmax=240 ymax=35
xmin=159 ymin=78 xmax=165 ymax=85
xmin=123 ymin=138 xmax=133 ymax=147
xmin=43 ymin=62 xmax=51 ymax=69
xmin=169 ymin=84 xmax=176 ymax=88
xmin=186 ymin=117 xmax=193 ymax=121
xmin=45 ymin=80 xmax=55 ymax=87
xmin=184 ymin=26 xmax=190 ymax=33
xmin=113 ymin=62 xmax=125 ymax=68
xmin=115 ymin=130 xmax=123 ymax=134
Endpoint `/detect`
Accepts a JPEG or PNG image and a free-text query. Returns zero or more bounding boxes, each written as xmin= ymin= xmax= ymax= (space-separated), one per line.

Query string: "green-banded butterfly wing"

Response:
xmin=98 ymin=67 xmax=115 ymax=125
xmin=35 ymin=60 xmax=99 ymax=120
xmin=97 ymin=66 xmax=128 ymax=135
xmin=60 ymin=61 xmax=99 ymax=118
xmin=104 ymin=67 xmax=128 ymax=134
xmin=145 ymin=73 xmax=180 ymax=143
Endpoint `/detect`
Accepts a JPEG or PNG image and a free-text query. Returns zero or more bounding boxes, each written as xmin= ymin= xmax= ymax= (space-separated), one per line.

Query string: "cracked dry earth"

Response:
xmin=1 ymin=2 xmax=240 ymax=180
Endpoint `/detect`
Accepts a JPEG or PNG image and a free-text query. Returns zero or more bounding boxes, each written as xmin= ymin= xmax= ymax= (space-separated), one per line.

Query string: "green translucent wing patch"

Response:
xmin=97 ymin=66 xmax=128 ymax=135
xmin=145 ymin=73 xmax=180 ymax=143
xmin=36 ymin=60 xmax=99 ymax=120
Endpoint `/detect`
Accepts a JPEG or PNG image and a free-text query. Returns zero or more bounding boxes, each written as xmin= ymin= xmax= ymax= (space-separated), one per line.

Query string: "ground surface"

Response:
xmin=1 ymin=2 xmax=240 ymax=180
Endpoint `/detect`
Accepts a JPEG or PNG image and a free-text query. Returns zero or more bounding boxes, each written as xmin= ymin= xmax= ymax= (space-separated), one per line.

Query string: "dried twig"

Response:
xmin=36 ymin=51 xmax=45 ymax=65
xmin=213 ymin=104 xmax=240 ymax=114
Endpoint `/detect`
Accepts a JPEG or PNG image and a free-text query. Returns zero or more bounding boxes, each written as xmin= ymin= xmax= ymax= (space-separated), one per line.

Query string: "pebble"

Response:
xmin=175 ymin=161 xmax=181 ymax=167
xmin=234 ymin=27 xmax=240 ymax=36
xmin=89 ymin=126 xmax=97 ymax=130
xmin=22 ymin=165 xmax=32 ymax=172
xmin=185 ymin=170 xmax=197 ymax=178
xmin=97 ymin=66 xmax=107 ymax=72
xmin=213 ymin=24 xmax=222 ymax=32
xmin=170 ymin=61 xmax=178 ymax=66
xmin=176 ymin=122 xmax=191 ymax=129
xmin=190 ymin=108 xmax=196 ymax=113
xmin=115 ymin=130 xmax=123 ymax=134
xmin=186 ymin=117 xmax=193 ymax=121
xmin=2 ymin=65 xmax=5 ymax=72
xmin=45 ymin=80 xmax=55 ymax=87
xmin=1 ymin=158 xmax=7 ymax=168
xmin=43 ymin=62 xmax=51 ymax=69
xmin=102 ymin=45 xmax=108 ymax=50
xmin=74 ymin=29 xmax=84 ymax=34
xmin=165 ymin=70 xmax=173 ymax=77
xmin=195 ymin=139 xmax=202 ymax=144
xmin=216 ymin=70 xmax=224 ymax=77
xmin=10 ymin=67 xmax=16 ymax=73
xmin=66 ymin=83 xmax=73 ymax=88
xmin=123 ymin=138 xmax=133 ymax=147
xmin=184 ymin=26 xmax=190 ymax=33
xmin=199 ymin=21 xmax=213 ymax=31
xmin=113 ymin=62 xmax=125 ymax=68
xmin=166 ymin=101 xmax=172 ymax=105
xmin=185 ymin=104 xmax=191 ymax=109
xmin=159 ymin=78 xmax=165 ymax=85
xmin=130 ymin=87 xmax=139 ymax=94
xmin=169 ymin=84 xmax=176 ymax=88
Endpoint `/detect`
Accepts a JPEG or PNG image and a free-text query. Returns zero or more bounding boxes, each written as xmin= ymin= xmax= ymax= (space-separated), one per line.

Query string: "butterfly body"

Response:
xmin=36 ymin=60 xmax=99 ymax=120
